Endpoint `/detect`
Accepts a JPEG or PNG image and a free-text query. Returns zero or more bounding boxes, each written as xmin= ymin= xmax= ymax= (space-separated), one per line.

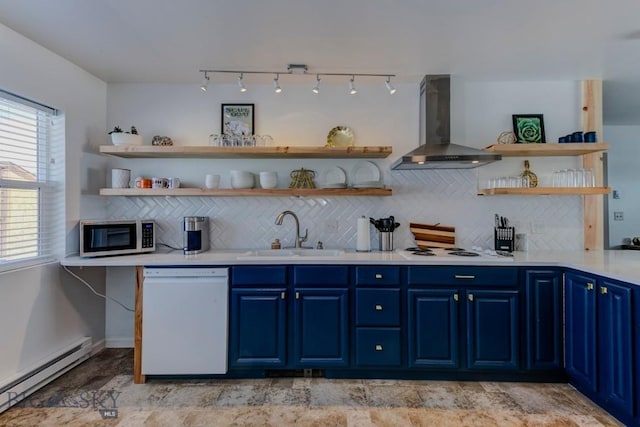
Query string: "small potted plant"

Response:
xmin=109 ymin=126 xmax=143 ymax=146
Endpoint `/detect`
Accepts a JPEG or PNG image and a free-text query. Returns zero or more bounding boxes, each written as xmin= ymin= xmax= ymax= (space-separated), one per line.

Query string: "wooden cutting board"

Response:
xmin=410 ymin=223 xmax=456 ymax=249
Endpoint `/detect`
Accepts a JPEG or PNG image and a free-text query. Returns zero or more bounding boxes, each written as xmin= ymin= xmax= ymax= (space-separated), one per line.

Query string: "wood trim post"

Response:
xmin=133 ymin=265 xmax=146 ymax=384
xmin=581 ymin=80 xmax=604 ymax=250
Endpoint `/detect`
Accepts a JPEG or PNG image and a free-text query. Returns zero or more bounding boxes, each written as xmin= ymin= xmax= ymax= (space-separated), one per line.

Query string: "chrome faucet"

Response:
xmin=275 ymin=210 xmax=308 ymax=248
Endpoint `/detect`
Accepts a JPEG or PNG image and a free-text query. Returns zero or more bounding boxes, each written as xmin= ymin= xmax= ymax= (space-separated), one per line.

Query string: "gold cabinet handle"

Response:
xmin=600 ymin=286 xmax=608 ymax=295
xmin=375 ymin=304 xmax=383 ymax=311
xmin=453 ymin=293 xmax=459 ymax=302
xmin=375 ymin=273 xmax=383 ymax=279
xmin=468 ymin=294 xmax=474 ymax=302
xmin=296 ymin=291 xmax=300 ymax=299
xmin=455 ymin=275 xmax=476 ymax=280
xmin=375 ymin=345 xmax=383 ymax=351
xmin=586 ymin=282 xmax=594 ymax=291
xmin=281 ymin=292 xmax=286 ymax=299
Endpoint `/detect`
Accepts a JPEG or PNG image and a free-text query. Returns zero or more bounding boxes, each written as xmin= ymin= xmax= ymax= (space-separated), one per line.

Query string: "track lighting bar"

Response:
xmin=198 ymin=64 xmax=396 ymax=94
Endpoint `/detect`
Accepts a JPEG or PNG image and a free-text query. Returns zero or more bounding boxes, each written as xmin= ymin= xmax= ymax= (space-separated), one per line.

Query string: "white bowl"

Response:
xmin=259 ymin=171 xmax=278 ymax=189
xmin=230 ymin=170 xmax=254 ymax=189
xmin=111 ymin=133 xmax=143 ymax=146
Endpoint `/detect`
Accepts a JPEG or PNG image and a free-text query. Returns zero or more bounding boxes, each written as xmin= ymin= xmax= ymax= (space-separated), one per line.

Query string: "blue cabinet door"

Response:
xmin=229 ymin=288 xmax=287 ymax=367
xmin=293 ymin=288 xmax=349 ymax=367
xmin=407 ymin=289 xmax=460 ymax=368
xmin=524 ymin=269 xmax=563 ymax=370
xmin=598 ymin=279 xmax=634 ymax=417
xmin=466 ymin=289 xmax=520 ymax=370
xmin=565 ymin=272 xmax=597 ymax=392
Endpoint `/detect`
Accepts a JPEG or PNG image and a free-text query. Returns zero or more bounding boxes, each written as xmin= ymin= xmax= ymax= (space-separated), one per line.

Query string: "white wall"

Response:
xmin=103 ymin=78 xmax=586 ymax=344
xmin=0 ymin=23 xmax=108 ymax=379
xmin=603 ymin=125 xmax=640 ymax=246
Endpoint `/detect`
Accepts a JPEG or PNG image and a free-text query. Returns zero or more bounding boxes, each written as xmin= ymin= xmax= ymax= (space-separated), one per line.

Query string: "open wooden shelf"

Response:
xmin=99 ymin=145 xmax=393 ymax=159
xmin=99 ymin=187 xmax=393 ymax=197
xmin=483 ymin=143 xmax=609 ymax=157
xmin=477 ymin=187 xmax=611 ymax=196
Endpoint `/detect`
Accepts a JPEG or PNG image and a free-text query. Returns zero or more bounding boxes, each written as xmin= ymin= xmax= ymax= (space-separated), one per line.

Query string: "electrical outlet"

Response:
xmin=613 ymin=190 xmax=620 ymax=199
xmin=324 ymin=219 xmax=339 ymax=233
xmin=613 ymin=211 xmax=624 ymax=221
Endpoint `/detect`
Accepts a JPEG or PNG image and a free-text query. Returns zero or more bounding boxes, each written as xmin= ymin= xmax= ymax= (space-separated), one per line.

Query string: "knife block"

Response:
xmin=494 ymin=227 xmax=515 ymax=252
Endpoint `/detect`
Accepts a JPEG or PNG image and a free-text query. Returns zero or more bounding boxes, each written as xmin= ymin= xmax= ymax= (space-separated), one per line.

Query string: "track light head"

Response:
xmin=349 ymin=76 xmax=357 ymax=95
xmin=273 ymin=74 xmax=282 ymax=93
xmin=385 ymin=76 xmax=396 ymax=95
xmin=237 ymin=73 xmax=247 ymax=92
xmin=200 ymin=72 xmax=209 ymax=92
xmin=312 ymin=75 xmax=321 ymax=94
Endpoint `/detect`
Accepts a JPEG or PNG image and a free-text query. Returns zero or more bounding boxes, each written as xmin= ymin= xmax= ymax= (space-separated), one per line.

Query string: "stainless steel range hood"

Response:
xmin=391 ymin=75 xmax=501 ymax=170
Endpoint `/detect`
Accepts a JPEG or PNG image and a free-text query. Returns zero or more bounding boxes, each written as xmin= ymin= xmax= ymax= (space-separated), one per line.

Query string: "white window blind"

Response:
xmin=0 ymin=90 xmax=63 ymax=268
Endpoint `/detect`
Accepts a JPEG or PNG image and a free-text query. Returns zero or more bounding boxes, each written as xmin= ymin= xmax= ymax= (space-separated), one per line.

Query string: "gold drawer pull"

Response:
xmin=455 ymin=275 xmax=476 ymax=279
xmin=375 ymin=345 xmax=383 ymax=351
xmin=600 ymin=286 xmax=608 ymax=295
xmin=375 ymin=273 xmax=383 ymax=279
xmin=453 ymin=293 xmax=459 ymax=302
xmin=281 ymin=292 xmax=286 ymax=299
xmin=586 ymin=282 xmax=594 ymax=291
xmin=375 ymin=304 xmax=383 ymax=311
xmin=468 ymin=294 xmax=474 ymax=302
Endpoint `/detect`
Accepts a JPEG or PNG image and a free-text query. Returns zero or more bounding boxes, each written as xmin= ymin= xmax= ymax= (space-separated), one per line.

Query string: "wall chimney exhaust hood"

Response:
xmin=391 ymin=75 xmax=501 ymax=170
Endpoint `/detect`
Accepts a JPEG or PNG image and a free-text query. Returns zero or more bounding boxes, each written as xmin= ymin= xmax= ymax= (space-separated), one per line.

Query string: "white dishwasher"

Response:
xmin=142 ymin=267 xmax=229 ymax=375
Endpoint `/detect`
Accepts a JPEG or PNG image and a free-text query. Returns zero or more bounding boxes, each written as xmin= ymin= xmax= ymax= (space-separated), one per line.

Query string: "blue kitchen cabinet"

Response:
xmin=524 ymin=269 xmax=563 ymax=370
xmin=466 ymin=289 xmax=520 ymax=370
xmin=292 ymin=266 xmax=350 ymax=367
xmin=407 ymin=266 xmax=521 ymax=372
xmin=597 ymin=278 xmax=634 ymax=418
xmin=354 ymin=268 xmax=402 ymax=368
xmin=566 ymin=271 xmax=636 ymax=423
xmin=407 ymin=289 xmax=459 ymax=368
xmin=565 ymin=271 xmax=598 ymax=392
xmin=229 ymin=288 xmax=287 ymax=367
xmin=293 ymin=288 xmax=349 ymax=367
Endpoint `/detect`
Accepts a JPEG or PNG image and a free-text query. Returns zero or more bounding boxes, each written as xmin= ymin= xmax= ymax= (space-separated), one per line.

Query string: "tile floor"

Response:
xmin=0 ymin=349 xmax=623 ymax=426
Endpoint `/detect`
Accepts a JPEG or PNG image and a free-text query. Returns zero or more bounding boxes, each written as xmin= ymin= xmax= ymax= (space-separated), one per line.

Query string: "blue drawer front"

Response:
xmin=231 ymin=266 xmax=287 ymax=285
xmin=355 ymin=288 xmax=401 ymax=326
xmin=355 ymin=266 xmax=401 ymax=286
xmin=407 ymin=266 xmax=517 ymax=286
xmin=355 ymin=328 xmax=402 ymax=367
xmin=293 ymin=266 xmax=349 ymax=286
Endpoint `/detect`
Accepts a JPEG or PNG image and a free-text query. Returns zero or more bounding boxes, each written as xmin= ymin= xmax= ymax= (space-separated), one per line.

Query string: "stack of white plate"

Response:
xmin=320 ymin=166 xmax=347 ymax=188
xmin=350 ymin=161 xmax=384 ymax=188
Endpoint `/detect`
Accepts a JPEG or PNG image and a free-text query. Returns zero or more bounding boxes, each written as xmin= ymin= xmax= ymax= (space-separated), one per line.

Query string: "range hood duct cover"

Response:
xmin=391 ymin=75 xmax=501 ymax=170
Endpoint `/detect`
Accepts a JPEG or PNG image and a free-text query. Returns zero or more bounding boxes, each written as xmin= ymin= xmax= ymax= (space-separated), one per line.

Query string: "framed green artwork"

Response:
xmin=512 ymin=114 xmax=545 ymax=144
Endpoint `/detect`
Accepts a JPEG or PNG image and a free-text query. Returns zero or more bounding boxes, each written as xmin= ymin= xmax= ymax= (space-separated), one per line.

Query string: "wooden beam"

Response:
xmin=582 ymin=80 xmax=604 ymax=250
xmin=133 ymin=266 xmax=146 ymax=384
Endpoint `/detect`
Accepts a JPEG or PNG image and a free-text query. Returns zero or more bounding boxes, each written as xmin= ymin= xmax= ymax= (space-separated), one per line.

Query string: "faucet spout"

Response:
xmin=275 ymin=210 xmax=308 ymax=248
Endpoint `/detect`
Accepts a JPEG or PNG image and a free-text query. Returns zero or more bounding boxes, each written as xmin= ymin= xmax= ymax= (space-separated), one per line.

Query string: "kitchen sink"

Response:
xmin=237 ymin=248 xmax=345 ymax=259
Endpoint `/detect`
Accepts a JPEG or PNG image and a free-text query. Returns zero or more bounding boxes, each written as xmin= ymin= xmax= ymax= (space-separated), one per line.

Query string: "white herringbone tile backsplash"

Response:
xmin=106 ymin=169 xmax=583 ymax=251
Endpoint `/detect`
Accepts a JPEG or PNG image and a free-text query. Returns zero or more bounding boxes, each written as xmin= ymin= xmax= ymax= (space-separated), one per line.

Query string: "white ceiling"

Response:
xmin=2 ymin=0 xmax=640 ymax=122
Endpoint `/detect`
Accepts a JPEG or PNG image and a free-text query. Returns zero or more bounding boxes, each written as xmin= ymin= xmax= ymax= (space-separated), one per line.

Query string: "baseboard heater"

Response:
xmin=0 ymin=337 xmax=92 ymax=414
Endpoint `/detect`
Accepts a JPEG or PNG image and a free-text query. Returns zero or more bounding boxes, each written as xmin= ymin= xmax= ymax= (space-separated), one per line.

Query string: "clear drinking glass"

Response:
xmin=262 ymin=135 xmax=273 ymax=147
xmin=586 ymin=168 xmax=595 ymax=187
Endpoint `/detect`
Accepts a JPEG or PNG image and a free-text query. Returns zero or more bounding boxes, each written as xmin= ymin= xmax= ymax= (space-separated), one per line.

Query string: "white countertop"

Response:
xmin=61 ymin=248 xmax=640 ymax=286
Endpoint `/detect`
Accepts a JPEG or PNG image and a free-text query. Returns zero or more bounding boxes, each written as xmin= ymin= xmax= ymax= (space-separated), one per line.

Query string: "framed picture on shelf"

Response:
xmin=512 ymin=114 xmax=545 ymax=144
xmin=221 ymin=104 xmax=254 ymax=136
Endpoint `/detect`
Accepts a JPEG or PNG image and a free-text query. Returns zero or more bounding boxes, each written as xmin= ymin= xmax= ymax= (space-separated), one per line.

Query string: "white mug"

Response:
xmin=205 ymin=174 xmax=220 ymax=189
xmin=259 ymin=171 xmax=278 ymax=189
xmin=152 ymin=177 xmax=168 ymax=189
xmin=111 ymin=168 xmax=131 ymax=188
xmin=167 ymin=177 xmax=180 ymax=189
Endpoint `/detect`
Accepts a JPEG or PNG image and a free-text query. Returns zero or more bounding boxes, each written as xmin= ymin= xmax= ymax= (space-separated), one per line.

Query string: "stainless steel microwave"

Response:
xmin=80 ymin=219 xmax=155 ymax=257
